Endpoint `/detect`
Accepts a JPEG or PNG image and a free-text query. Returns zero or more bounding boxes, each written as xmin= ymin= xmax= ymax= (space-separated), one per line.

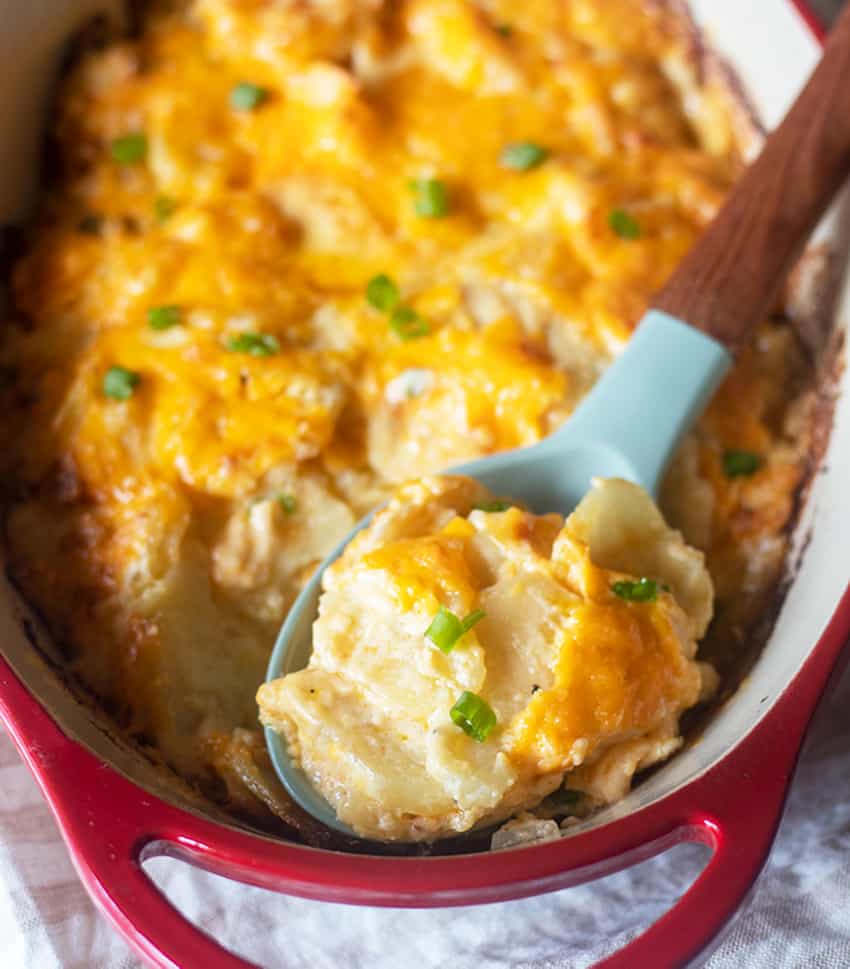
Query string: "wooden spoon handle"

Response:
xmin=653 ymin=4 xmax=850 ymax=352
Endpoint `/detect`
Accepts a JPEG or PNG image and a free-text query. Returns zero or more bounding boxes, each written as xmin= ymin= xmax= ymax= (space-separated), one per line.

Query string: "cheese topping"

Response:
xmin=0 ymin=0 xmax=811 ymax=834
xmin=258 ymin=477 xmax=713 ymax=841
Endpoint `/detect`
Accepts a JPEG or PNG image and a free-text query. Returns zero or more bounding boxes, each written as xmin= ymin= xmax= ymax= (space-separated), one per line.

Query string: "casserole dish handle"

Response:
xmin=0 ymin=654 xmax=260 ymax=968
xmin=600 ymin=588 xmax=850 ymax=966
xmin=1 ymin=586 xmax=847 ymax=969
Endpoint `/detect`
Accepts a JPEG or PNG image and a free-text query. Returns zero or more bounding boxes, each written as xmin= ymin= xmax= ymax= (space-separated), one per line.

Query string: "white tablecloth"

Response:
xmin=1 ymin=657 xmax=849 ymax=969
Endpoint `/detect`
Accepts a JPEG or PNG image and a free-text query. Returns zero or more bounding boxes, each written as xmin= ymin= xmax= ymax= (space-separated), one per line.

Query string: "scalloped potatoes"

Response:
xmin=258 ymin=477 xmax=716 ymax=841
xmin=0 ymin=0 xmax=814 ymax=838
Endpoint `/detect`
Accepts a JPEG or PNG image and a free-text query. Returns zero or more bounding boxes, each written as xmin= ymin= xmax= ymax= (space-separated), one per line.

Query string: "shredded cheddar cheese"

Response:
xmin=0 ymin=0 xmax=813 ymax=837
xmin=510 ymin=600 xmax=700 ymax=772
xmin=258 ymin=476 xmax=712 ymax=841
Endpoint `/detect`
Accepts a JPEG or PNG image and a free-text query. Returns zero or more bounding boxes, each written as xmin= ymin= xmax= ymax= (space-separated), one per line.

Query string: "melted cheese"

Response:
xmin=510 ymin=600 xmax=699 ymax=771
xmin=0 ymin=0 xmax=811 ymax=823
xmin=258 ymin=476 xmax=712 ymax=841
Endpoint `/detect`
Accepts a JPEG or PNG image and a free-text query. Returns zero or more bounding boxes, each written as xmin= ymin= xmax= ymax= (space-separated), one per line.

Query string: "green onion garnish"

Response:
xmin=500 ymin=142 xmax=548 ymax=171
xmin=410 ymin=178 xmax=449 ymax=218
xmin=609 ymin=208 xmax=641 ymax=240
xmin=450 ymin=691 xmax=497 ymax=742
xmin=389 ymin=306 xmax=430 ymax=341
xmin=462 ymin=609 xmax=486 ymax=631
xmin=147 ymin=305 xmax=182 ymax=331
xmin=103 ymin=366 xmax=140 ymax=400
xmin=723 ymin=449 xmax=761 ymax=478
xmin=154 ymin=195 xmax=176 ymax=223
xmin=230 ymin=82 xmax=268 ymax=112
xmin=276 ymin=493 xmax=297 ymax=514
xmin=495 ymin=23 xmax=513 ymax=37
xmin=611 ymin=577 xmax=658 ymax=602
xmin=366 ymin=275 xmax=428 ymax=339
xmin=225 ymin=332 xmax=280 ymax=356
xmin=474 ymin=500 xmax=511 ymax=513
xmin=110 ymin=133 xmax=148 ymax=165
xmin=425 ymin=606 xmax=486 ymax=654
xmin=366 ymin=274 xmax=400 ymax=313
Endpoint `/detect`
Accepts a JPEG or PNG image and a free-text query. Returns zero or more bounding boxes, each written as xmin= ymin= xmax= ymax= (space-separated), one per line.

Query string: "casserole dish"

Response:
xmin=0 ymin=1 xmax=847 ymax=967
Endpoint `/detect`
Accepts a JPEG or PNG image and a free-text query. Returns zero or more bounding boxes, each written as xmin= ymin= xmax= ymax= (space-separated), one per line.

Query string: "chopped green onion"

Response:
xmin=103 ymin=365 xmax=140 ymax=400
xmin=611 ymin=577 xmax=658 ymax=602
xmin=450 ymin=691 xmax=497 ymax=742
xmin=461 ymin=609 xmax=486 ymax=633
xmin=500 ymin=142 xmax=548 ymax=171
xmin=154 ymin=195 xmax=177 ymax=223
xmin=366 ymin=274 xmax=400 ymax=312
xmin=389 ymin=306 xmax=430 ymax=341
xmin=723 ymin=449 xmax=761 ymax=478
xmin=147 ymin=305 xmax=182 ymax=331
xmin=426 ymin=607 xmax=463 ymax=653
xmin=110 ymin=133 xmax=148 ymax=165
xmin=410 ymin=178 xmax=449 ymax=218
xmin=609 ymin=208 xmax=641 ymax=240
xmin=77 ymin=214 xmax=102 ymax=236
xmin=474 ymin=500 xmax=511 ymax=513
xmin=366 ymin=275 xmax=428 ymax=340
xmin=495 ymin=23 xmax=513 ymax=37
xmin=225 ymin=332 xmax=280 ymax=356
xmin=276 ymin=493 xmax=298 ymax=514
xmin=230 ymin=82 xmax=268 ymax=112
xmin=426 ymin=605 xmax=486 ymax=654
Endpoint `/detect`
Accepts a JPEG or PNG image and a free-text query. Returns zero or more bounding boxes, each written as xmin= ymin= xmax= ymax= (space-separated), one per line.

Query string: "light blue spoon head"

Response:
xmin=265 ymin=310 xmax=731 ymax=837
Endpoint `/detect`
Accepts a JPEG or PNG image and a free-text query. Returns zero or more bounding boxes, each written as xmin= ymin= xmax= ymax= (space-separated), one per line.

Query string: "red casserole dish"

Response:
xmin=0 ymin=1 xmax=847 ymax=966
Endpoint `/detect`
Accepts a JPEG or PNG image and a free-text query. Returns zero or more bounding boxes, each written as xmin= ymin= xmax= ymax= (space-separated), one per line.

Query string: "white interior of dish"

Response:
xmin=0 ymin=0 xmax=846 ymax=845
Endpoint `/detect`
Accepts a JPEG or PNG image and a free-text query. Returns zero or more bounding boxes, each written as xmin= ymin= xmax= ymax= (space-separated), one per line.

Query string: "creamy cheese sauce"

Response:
xmin=258 ymin=477 xmax=714 ymax=841
xmin=0 ymin=0 xmax=812 ymax=839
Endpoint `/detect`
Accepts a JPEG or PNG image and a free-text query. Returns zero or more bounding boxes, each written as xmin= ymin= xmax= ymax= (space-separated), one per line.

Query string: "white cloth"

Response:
xmin=1 ymin=657 xmax=849 ymax=969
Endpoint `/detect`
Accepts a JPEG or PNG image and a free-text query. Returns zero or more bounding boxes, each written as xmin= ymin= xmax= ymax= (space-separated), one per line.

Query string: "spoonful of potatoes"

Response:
xmin=262 ymin=5 xmax=850 ymax=836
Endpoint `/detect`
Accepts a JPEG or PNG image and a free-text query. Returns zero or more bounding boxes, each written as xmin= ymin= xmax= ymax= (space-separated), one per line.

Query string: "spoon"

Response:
xmin=265 ymin=6 xmax=850 ymax=836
